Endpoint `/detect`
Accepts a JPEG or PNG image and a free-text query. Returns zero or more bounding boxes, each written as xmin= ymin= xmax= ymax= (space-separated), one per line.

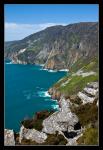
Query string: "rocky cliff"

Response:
xmin=4 ymin=21 xmax=99 ymax=146
xmin=5 ymin=22 xmax=98 ymax=70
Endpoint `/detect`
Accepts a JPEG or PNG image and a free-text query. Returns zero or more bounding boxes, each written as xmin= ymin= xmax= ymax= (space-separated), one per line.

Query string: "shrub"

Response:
xmin=77 ymin=127 xmax=98 ymax=145
xmin=21 ymin=110 xmax=54 ymax=131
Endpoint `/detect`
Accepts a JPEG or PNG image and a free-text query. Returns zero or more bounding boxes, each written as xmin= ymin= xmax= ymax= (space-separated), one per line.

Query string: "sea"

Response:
xmin=4 ymin=59 xmax=67 ymax=132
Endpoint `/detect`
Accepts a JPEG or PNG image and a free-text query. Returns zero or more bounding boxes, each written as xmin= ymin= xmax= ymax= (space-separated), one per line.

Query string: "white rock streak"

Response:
xmin=72 ymin=70 xmax=96 ymax=77
xmin=18 ymin=48 xmax=26 ymax=54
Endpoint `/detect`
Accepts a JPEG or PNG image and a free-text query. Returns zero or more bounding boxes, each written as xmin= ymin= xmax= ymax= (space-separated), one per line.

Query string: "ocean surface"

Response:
xmin=5 ymin=60 xmax=67 ymax=132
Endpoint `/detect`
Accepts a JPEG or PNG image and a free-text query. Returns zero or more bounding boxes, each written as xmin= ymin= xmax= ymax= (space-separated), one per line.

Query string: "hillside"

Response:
xmin=5 ymin=22 xmax=98 ymax=70
xmin=47 ymin=55 xmax=98 ymax=145
xmin=4 ymin=22 xmax=99 ymax=146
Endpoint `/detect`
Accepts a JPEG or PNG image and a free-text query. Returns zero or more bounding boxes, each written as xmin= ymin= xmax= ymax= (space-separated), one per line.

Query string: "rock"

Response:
xmin=87 ymin=82 xmax=98 ymax=89
xmin=19 ymin=125 xmax=47 ymax=144
xmin=49 ymin=88 xmax=61 ymax=100
xmin=96 ymin=101 xmax=98 ymax=106
xmin=19 ymin=125 xmax=24 ymax=143
xmin=83 ymin=87 xmax=98 ymax=96
xmin=77 ymin=92 xmax=95 ymax=104
xmin=67 ymin=126 xmax=75 ymax=132
xmin=42 ymin=97 xmax=79 ymax=134
xmin=4 ymin=129 xmax=15 ymax=146
xmin=48 ymin=88 xmax=53 ymax=95
xmin=66 ymin=133 xmax=83 ymax=146
xmin=72 ymin=70 xmax=96 ymax=77
xmin=77 ymin=82 xmax=98 ymax=105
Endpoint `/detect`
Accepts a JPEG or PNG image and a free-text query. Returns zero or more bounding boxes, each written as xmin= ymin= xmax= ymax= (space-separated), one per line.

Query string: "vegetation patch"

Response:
xmin=20 ymin=132 xmax=67 ymax=145
xmin=71 ymin=102 xmax=98 ymax=127
xmin=70 ymin=56 xmax=98 ymax=73
xmin=77 ymin=127 xmax=98 ymax=145
xmin=21 ymin=110 xmax=54 ymax=131
xmin=43 ymin=132 xmax=67 ymax=145
xmin=82 ymin=57 xmax=98 ymax=72
xmin=53 ymin=75 xmax=69 ymax=89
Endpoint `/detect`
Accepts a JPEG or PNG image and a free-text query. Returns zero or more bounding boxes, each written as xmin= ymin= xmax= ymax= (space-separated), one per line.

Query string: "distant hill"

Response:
xmin=5 ymin=22 xmax=98 ymax=70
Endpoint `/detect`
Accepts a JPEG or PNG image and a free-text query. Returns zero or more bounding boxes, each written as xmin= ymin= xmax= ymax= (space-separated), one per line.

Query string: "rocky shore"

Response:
xmin=4 ymin=81 xmax=98 ymax=146
xmin=4 ymin=96 xmax=83 ymax=146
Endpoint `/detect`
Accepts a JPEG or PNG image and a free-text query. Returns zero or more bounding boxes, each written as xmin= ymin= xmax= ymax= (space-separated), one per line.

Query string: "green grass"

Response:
xmin=70 ymin=56 xmax=98 ymax=73
xmin=77 ymin=127 xmax=98 ymax=145
xmin=53 ymin=75 xmax=69 ymax=89
xmin=59 ymin=74 xmax=98 ymax=97
xmin=82 ymin=57 xmax=98 ymax=72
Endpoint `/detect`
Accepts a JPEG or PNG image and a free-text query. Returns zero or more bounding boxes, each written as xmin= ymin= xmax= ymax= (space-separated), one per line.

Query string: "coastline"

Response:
xmin=4 ymin=61 xmax=98 ymax=146
xmin=5 ymin=59 xmax=69 ymax=72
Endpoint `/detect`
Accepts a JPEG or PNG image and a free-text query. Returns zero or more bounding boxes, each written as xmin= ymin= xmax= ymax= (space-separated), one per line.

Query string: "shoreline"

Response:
xmin=5 ymin=61 xmax=69 ymax=72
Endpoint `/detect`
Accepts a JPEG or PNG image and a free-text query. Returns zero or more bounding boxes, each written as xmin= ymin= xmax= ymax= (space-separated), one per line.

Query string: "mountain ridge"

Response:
xmin=5 ymin=22 xmax=98 ymax=70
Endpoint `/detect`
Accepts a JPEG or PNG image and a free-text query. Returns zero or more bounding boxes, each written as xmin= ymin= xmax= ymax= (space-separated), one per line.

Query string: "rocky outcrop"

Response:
xmin=19 ymin=125 xmax=47 ymax=144
xmin=4 ymin=129 xmax=15 ymax=146
xmin=48 ymin=88 xmax=61 ymax=100
xmin=42 ymin=97 xmax=80 ymax=134
xmin=77 ymin=82 xmax=98 ymax=104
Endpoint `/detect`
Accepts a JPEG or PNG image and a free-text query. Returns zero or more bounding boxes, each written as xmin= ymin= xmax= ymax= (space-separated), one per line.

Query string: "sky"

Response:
xmin=4 ymin=4 xmax=99 ymax=41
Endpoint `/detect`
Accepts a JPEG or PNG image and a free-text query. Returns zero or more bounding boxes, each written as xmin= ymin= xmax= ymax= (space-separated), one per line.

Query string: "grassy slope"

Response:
xmin=53 ymin=56 xmax=98 ymax=97
xmin=52 ymin=56 xmax=99 ymax=145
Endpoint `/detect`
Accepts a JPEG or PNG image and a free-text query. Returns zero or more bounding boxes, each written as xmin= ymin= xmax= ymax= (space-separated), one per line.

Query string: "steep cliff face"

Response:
xmin=5 ymin=22 xmax=98 ymax=70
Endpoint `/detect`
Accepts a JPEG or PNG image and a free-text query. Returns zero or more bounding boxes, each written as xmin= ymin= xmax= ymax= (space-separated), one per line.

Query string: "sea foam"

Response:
xmin=51 ymin=104 xmax=59 ymax=110
xmin=38 ymin=91 xmax=51 ymax=98
xmin=5 ymin=62 xmax=13 ymax=64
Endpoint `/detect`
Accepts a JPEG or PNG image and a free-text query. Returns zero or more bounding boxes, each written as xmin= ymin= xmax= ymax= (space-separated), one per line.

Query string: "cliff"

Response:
xmin=5 ymin=22 xmax=98 ymax=70
xmin=4 ymin=22 xmax=98 ymax=145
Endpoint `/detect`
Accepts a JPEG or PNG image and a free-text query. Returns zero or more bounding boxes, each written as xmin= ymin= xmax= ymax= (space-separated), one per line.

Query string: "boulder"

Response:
xmin=77 ymin=92 xmax=95 ymax=104
xmin=19 ymin=125 xmax=47 ymax=144
xmin=83 ymin=87 xmax=98 ymax=96
xmin=87 ymin=82 xmax=98 ymax=89
xmin=4 ymin=129 xmax=15 ymax=146
xmin=42 ymin=97 xmax=78 ymax=134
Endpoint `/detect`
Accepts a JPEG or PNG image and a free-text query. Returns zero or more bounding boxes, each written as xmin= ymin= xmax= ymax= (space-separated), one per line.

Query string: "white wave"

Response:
xmin=40 ymin=68 xmax=48 ymax=71
xmin=38 ymin=91 xmax=51 ymax=98
xmin=39 ymin=67 xmax=68 ymax=72
xmin=51 ymin=104 xmax=59 ymax=110
xmin=48 ymin=69 xmax=57 ymax=73
xmin=59 ymin=69 xmax=69 ymax=72
xmin=39 ymin=64 xmax=45 ymax=67
xmin=51 ymin=99 xmax=58 ymax=102
xmin=40 ymin=68 xmax=57 ymax=73
xmin=5 ymin=62 xmax=12 ymax=64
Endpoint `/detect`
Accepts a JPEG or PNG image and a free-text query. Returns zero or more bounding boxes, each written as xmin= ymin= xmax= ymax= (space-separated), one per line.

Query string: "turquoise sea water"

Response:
xmin=5 ymin=61 xmax=66 ymax=132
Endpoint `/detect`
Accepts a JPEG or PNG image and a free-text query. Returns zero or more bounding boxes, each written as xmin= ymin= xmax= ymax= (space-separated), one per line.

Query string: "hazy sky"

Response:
xmin=5 ymin=4 xmax=98 ymax=41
